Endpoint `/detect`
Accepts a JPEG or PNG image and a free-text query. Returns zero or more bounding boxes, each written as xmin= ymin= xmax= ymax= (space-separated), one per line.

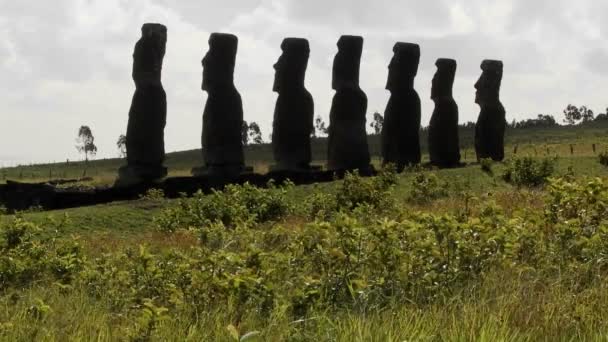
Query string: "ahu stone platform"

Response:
xmin=0 ymin=168 xmax=376 ymax=212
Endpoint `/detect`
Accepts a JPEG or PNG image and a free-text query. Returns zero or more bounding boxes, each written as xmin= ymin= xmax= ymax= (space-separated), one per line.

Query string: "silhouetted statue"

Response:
xmin=475 ymin=60 xmax=506 ymax=161
xmin=193 ymin=33 xmax=246 ymax=178
xmin=428 ymin=58 xmax=461 ymax=167
xmin=271 ymin=38 xmax=314 ymax=171
xmin=381 ymin=42 xmax=421 ymax=170
xmin=118 ymin=23 xmax=168 ymax=185
xmin=327 ymin=35 xmax=370 ymax=171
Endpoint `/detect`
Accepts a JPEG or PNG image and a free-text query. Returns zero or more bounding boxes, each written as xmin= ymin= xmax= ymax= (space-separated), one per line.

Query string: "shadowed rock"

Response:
xmin=428 ymin=58 xmax=461 ymax=167
xmin=381 ymin=42 xmax=421 ymax=170
xmin=118 ymin=23 xmax=168 ymax=185
xmin=271 ymin=38 xmax=315 ymax=171
xmin=475 ymin=60 xmax=506 ymax=161
xmin=327 ymin=35 xmax=371 ymax=171
xmin=193 ymin=33 xmax=247 ymax=178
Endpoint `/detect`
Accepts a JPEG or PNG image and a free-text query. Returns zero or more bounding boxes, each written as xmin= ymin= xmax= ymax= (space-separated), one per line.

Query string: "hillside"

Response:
xmin=2 ymin=121 xmax=607 ymax=185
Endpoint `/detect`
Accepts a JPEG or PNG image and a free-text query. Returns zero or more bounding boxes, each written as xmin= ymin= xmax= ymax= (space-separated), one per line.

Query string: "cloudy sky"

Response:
xmin=1 ymin=0 xmax=607 ymax=165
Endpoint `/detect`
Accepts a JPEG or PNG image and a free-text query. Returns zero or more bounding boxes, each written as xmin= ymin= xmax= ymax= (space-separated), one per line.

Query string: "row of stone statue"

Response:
xmin=119 ymin=24 xmax=506 ymax=183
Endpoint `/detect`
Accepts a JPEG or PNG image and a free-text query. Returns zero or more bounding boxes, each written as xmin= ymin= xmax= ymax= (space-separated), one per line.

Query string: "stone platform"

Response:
xmin=0 ymin=167 xmax=377 ymax=212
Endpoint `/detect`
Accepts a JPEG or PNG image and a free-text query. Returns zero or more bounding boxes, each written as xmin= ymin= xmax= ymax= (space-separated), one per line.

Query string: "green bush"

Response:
xmin=479 ymin=158 xmax=494 ymax=175
xmin=139 ymin=188 xmax=165 ymax=201
xmin=306 ymin=168 xmax=397 ymax=219
xmin=502 ymin=157 xmax=556 ymax=187
xmin=154 ymin=181 xmax=294 ymax=232
xmin=408 ymin=172 xmax=449 ymax=204
xmin=0 ymin=216 xmax=84 ymax=290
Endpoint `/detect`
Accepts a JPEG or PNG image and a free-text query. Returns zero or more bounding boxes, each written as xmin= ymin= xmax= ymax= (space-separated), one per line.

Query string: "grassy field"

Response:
xmin=0 ymin=124 xmax=607 ymax=341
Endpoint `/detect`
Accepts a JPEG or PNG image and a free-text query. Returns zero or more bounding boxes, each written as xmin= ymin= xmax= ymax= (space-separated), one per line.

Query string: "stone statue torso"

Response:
xmin=202 ymin=86 xmax=244 ymax=166
xmin=272 ymin=89 xmax=314 ymax=168
xmin=382 ymin=88 xmax=421 ymax=167
xmin=429 ymin=98 xmax=460 ymax=167
xmin=327 ymin=86 xmax=370 ymax=170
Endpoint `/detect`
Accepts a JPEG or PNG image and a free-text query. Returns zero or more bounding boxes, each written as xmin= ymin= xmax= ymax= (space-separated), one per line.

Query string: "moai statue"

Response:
xmin=327 ymin=35 xmax=371 ymax=171
xmin=428 ymin=58 xmax=461 ymax=167
xmin=118 ymin=23 xmax=168 ymax=185
xmin=381 ymin=42 xmax=421 ymax=171
xmin=271 ymin=38 xmax=315 ymax=171
xmin=193 ymin=33 xmax=247 ymax=178
xmin=475 ymin=60 xmax=506 ymax=161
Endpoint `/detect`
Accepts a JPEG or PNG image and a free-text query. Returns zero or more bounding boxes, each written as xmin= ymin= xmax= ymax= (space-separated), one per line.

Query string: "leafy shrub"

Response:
xmin=600 ymin=151 xmax=608 ymax=167
xmin=479 ymin=158 xmax=494 ymax=175
xmin=502 ymin=157 xmax=556 ymax=187
xmin=0 ymin=216 xmax=84 ymax=290
xmin=407 ymin=172 xmax=449 ymax=204
xmin=155 ymin=181 xmax=294 ymax=232
xmin=304 ymin=191 xmax=338 ymax=220
xmin=306 ymin=168 xmax=397 ymax=218
xmin=139 ymin=188 xmax=165 ymax=201
xmin=545 ymin=177 xmax=608 ymax=229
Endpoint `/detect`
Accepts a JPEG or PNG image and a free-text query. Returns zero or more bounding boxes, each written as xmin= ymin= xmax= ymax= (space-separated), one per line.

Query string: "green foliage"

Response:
xmin=43 ymin=175 xmax=605 ymax=327
xmin=335 ymin=170 xmax=396 ymax=211
xmin=479 ymin=158 xmax=494 ymax=175
xmin=139 ymin=188 xmax=165 ymax=201
xmin=545 ymin=177 xmax=608 ymax=229
xmin=0 ymin=216 xmax=84 ymax=290
xmin=26 ymin=299 xmax=52 ymax=320
xmin=128 ymin=299 xmax=169 ymax=342
xmin=407 ymin=172 xmax=449 ymax=204
xmin=2 ymin=170 xmax=608 ymax=339
xmin=502 ymin=157 xmax=556 ymax=187
xmin=155 ymin=181 xmax=294 ymax=233
xmin=306 ymin=168 xmax=398 ymax=219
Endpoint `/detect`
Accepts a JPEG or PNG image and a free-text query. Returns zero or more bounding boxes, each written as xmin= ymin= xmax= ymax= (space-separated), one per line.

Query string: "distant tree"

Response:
xmin=116 ymin=134 xmax=127 ymax=158
xmin=595 ymin=110 xmax=608 ymax=121
xmin=242 ymin=120 xmax=249 ymax=146
xmin=563 ymin=104 xmax=582 ymax=125
xmin=513 ymin=114 xmax=558 ymax=129
xmin=314 ymin=116 xmax=328 ymax=137
xmin=370 ymin=112 xmax=384 ymax=135
xmin=563 ymin=104 xmax=594 ymax=125
xmin=459 ymin=121 xmax=476 ymax=129
xmin=248 ymin=122 xmax=263 ymax=145
xmin=580 ymin=106 xmax=595 ymax=123
xmin=76 ymin=126 xmax=97 ymax=162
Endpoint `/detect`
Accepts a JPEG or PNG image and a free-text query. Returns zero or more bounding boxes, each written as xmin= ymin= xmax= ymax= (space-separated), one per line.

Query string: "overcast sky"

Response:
xmin=1 ymin=0 xmax=607 ymax=166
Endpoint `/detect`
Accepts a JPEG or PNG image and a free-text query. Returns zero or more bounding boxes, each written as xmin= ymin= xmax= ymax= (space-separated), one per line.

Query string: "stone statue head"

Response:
xmin=202 ymin=33 xmax=238 ymax=91
xmin=475 ymin=60 xmax=503 ymax=105
xmin=141 ymin=23 xmax=167 ymax=59
xmin=332 ymin=35 xmax=363 ymax=90
xmin=386 ymin=42 xmax=420 ymax=91
xmin=431 ymin=58 xmax=457 ymax=100
xmin=273 ymin=38 xmax=310 ymax=92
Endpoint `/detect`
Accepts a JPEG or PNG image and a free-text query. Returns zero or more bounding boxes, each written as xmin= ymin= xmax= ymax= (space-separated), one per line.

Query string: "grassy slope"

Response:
xmin=10 ymin=156 xmax=606 ymax=250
